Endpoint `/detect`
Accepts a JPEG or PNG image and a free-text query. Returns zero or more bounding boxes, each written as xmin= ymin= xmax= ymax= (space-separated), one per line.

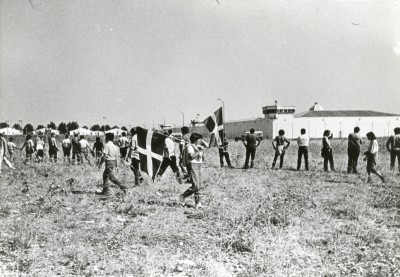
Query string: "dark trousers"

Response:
xmin=129 ymin=158 xmax=143 ymax=185
xmin=366 ymin=154 xmax=384 ymax=181
xmin=323 ymin=149 xmax=334 ymax=171
xmin=49 ymin=148 xmax=58 ymax=163
xmin=297 ymin=146 xmax=309 ymax=170
xmin=103 ymin=161 xmax=125 ymax=191
xmin=347 ymin=148 xmax=360 ymax=173
xmin=244 ymin=147 xmax=256 ymax=168
xmin=219 ymin=150 xmax=232 ymax=167
xmin=72 ymin=148 xmax=80 ymax=164
xmin=157 ymin=156 xmax=181 ymax=183
xmin=390 ymin=150 xmax=400 ymax=171
xmin=181 ymin=163 xmax=203 ymax=204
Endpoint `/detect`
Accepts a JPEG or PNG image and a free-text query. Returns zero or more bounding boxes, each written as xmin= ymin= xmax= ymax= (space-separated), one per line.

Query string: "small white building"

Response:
xmin=36 ymin=128 xmax=59 ymax=135
xmin=105 ymin=128 xmax=127 ymax=136
xmin=0 ymin=128 xmax=23 ymax=135
xmin=69 ymin=128 xmax=92 ymax=136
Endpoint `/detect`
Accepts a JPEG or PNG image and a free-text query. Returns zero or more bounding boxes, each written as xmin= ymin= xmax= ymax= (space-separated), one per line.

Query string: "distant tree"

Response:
xmin=67 ymin=121 xmax=79 ymax=132
xmin=37 ymin=124 xmax=45 ymax=130
xmin=100 ymin=125 xmax=111 ymax=131
xmin=112 ymin=125 xmax=120 ymax=129
xmin=23 ymin=124 xmax=34 ymax=134
xmin=47 ymin=121 xmax=57 ymax=130
xmin=121 ymin=126 xmax=128 ymax=131
xmin=82 ymin=126 xmax=89 ymax=129
xmin=58 ymin=122 xmax=67 ymax=135
xmin=13 ymin=124 xmax=22 ymax=130
xmin=0 ymin=122 xmax=9 ymax=128
xmin=91 ymin=124 xmax=101 ymax=131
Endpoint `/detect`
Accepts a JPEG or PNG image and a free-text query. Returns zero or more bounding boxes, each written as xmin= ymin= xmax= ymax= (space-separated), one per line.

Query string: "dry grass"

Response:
xmin=0 ymin=137 xmax=399 ymax=276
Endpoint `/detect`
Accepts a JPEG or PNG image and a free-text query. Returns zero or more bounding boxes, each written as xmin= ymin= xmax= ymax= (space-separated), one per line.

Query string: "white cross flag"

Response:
xmin=203 ymin=107 xmax=223 ymax=147
xmin=136 ymin=127 xmax=166 ymax=180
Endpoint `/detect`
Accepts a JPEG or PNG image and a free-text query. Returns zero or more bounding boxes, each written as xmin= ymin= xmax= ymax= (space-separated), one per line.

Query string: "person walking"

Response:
xmin=61 ymin=135 xmax=72 ymax=164
xmin=117 ymin=132 xmax=129 ymax=162
xmin=296 ymin=128 xmax=309 ymax=171
xmin=0 ymin=133 xmax=14 ymax=174
xmin=96 ymin=133 xmax=127 ymax=196
xmin=156 ymin=130 xmax=183 ymax=183
xmin=78 ymin=135 xmax=92 ymax=165
xmin=242 ymin=128 xmax=261 ymax=169
xmin=179 ymin=126 xmax=190 ymax=178
xmin=92 ymin=137 xmax=104 ymax=165
xmin=7 ymin=137 xmax=17 ymax=162
xmin=71 ymin=133 xmax=81 ymax=165
xmin=125 ymin=128 xmax=144 ymax=186
xmin=322 ymin=130 xmax=335 ymax=172
xmin=386 ymin=127 xmax=400 ymax=173
xmin=20 ymin=134 xmax=34 ymax=164
xmin=35 ymin=136 xmax=45 ymax=163
xmin=364 ymin=132 xmax=385 ymax=183
xmin=48 ymin=133 xmax=59 ymax=163
xmin=179 ymin=133 xmax=208 ymax=209
xmin=218 ymin=133 xmax=233 ymax=168
xmin=271 ymin=129 xmax=290 ymax=169
xmin=347 ymin=127 xmax=363 ymax=173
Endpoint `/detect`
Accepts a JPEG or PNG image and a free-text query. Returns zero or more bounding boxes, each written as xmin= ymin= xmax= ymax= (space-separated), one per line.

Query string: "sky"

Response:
xmin=0 ymin=0 xmax=399 ymax=129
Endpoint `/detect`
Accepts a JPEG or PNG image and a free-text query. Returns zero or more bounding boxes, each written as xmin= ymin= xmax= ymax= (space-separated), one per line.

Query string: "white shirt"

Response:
xmin=36 ymin=139 xmax=45 ymax=150
xmin=103 ymin=141 xmax=119 ymax=161
xmin=297 ymin=134 xmax=309 ymax=147
xmin=129 ymin=134 xmax=139 ymax=160
xmin=368 ymin=140 xmax=379 ymax=154
xmin=187 ymin=144 xmax=203 ymax=164
xmin=62 ymin=138 xmax=71 ymax=148
xmin=79 ymin=139 xmax=90 ymax=149
xmin=164 ymin=137 xmax=175 ymax=157
xmin=118 ymin=136 xmax=129 ymax=148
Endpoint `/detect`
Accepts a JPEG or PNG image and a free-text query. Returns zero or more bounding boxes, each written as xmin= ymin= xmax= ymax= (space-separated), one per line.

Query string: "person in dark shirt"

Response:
xmin=347 ymin=127 xmax=363 ymax=173
xmin=322 ymin=130 xmax=335 ymax=172
xmin=218 ymin=133 xmax=233 ymax=168
xmin=242 ymin=128 xmax=261 ymax=169
xmin=71 ymin=133 xmax=81 ymax=165
xmin=92 ymin=136 xmax=104 ymax=165
xmin=179 ymin=126 xmax=190 ymax=178
xmin=271 ymin=129 xmax=290 ymax=169
xmin=386 ymin=127 xmax=400 ymax=172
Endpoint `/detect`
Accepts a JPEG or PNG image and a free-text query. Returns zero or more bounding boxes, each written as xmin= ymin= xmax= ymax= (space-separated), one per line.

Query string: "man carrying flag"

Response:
xmin=203 ymin=107 xmax=233 ymax=168
xmin=135 ymin=127 xmax=166 ymax=180
xmin=203 ymin=107 xmax=224 ymax=147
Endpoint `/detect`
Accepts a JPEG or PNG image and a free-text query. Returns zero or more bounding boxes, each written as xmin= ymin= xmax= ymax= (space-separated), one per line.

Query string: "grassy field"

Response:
xmin=0 ymin=137 xmax=399 ymax=276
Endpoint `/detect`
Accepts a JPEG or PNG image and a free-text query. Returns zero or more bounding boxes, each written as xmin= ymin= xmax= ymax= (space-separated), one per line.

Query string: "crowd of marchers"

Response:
xmin=0 ymin=126 xmax=399 ymax=209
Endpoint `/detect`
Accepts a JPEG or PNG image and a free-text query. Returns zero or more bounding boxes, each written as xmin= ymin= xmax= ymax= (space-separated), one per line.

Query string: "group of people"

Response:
xmin=237 ymin=127 xmax=400 ymax=183
xmin=1 ymin=126 xmax=399 ymax=208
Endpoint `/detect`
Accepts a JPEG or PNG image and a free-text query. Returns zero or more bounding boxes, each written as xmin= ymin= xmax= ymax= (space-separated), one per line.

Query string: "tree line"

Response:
xmin=0 ymin=121 xmax=128 ymax=135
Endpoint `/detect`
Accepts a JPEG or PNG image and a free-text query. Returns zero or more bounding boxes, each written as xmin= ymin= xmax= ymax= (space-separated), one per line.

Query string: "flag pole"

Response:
xmin=218 ymin=98 xmax=225 ymax=141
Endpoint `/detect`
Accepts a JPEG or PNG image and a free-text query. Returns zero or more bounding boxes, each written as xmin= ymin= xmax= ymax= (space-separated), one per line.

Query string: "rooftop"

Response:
xmin=296 ymin=110 xmax=400 ymax=118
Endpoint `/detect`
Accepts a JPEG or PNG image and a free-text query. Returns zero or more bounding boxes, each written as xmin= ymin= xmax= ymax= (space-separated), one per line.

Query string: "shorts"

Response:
xmin=37 ymin=149 xmax=44 ymax=158
xmin=63 ymin=148 xmax=71 ymax=156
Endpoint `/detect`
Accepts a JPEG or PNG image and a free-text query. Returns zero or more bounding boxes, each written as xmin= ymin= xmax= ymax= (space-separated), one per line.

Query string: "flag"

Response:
xmin=203 ymin=107 xmax=223 ymax=147
xmin=136 ymin=127 xmax=166 ymax=180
